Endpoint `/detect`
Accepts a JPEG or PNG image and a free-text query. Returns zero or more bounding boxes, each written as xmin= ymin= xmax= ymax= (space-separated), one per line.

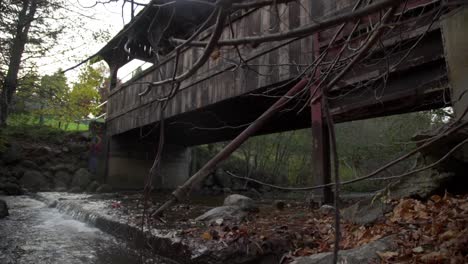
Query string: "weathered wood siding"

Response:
xmin=106 ymin=0 xmax=439 ymax=136
xmin=106 ymin=0 xmax=350 ymax=136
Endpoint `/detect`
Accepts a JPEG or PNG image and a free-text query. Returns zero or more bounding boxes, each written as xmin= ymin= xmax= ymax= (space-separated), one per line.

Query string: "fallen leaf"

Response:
xmin=201 ymin=232 xmax=212 ymax=240
xmin=420 ymin=251 xmax=444 ymax=263
xmin=412 ymin=246 xmax=424 ymax=253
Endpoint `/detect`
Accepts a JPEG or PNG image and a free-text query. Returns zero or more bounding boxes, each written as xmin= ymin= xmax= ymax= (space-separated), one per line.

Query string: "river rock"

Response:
xmin=223 ymin=194 xmax=258 ymax=212
xmin=1 ymin=142 xmax=23 ymax=164
xmin=291 ymin=235 xmax=397 ymax=264
xmin=96 ymin=184 xmax=112 ymax=193
xmin=49 ymin=163 xmax=75 ymax=173
xmin=20 ymin=170 xmax=49 ymax=191
xmin=195 ymin=206 xmax=248 ymax=224
xmin=20 ymin=160 xmax=40 ymax=170
xmin=68 ymin=142 xmax=87 ymax=154
xmin=387 ymin=170 xmax=455 ymax=200
xmin=86 ymin=181 xmax=100 ymax=193
xmin=71 ymin=168 xmax=91 ymax=189
xmin=0 ymin=199 xmax=8 ymax=218
xmin=69 ymin=186 xmax=82 ymax=193
xmin=54 ymin=170 xmax=71 ymax=189
xmin=341 ymin=197 xmax=393 ymax=225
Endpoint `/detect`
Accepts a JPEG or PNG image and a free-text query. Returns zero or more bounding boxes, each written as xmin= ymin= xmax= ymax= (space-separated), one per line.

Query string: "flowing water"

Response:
xmin=0 ymin=196 xmax=174 ymax=264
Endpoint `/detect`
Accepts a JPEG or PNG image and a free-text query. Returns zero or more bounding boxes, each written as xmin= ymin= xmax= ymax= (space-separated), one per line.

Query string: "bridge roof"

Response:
xmin=97 ymin=0 xmax=214 ymax=67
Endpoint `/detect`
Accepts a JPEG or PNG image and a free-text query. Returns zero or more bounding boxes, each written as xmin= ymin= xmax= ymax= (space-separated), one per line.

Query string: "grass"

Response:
xmin=7 ymin=113 xmax=89 ymax=131
xmin=0 ymin=114 xmax=91 ymax=153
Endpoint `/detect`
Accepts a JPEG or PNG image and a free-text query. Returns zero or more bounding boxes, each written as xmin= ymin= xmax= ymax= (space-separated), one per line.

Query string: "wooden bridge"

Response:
xmin=96 ymin=0 xmax=467 ymax=200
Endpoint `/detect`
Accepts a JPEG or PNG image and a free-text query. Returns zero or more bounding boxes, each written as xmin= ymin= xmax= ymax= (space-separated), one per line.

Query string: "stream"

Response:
xmin=0 ymin=195 xmax=174 ymax=264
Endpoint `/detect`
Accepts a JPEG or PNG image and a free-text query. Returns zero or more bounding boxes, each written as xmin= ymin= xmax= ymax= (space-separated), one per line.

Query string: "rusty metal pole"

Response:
xmin=311 ymin=33 xmax=333 ymax=205
xmin=311 ymin=96 xmax=333 ymax=204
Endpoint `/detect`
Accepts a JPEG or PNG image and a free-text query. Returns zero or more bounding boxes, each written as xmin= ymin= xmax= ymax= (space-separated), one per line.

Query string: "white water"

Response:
xmin=0 ymin=196 xmax=173 ymax=264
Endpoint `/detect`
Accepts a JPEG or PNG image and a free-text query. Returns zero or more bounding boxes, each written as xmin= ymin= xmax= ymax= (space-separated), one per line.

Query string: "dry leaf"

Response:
xmin=412 ymin=246 xmax=424 ymax=253
xmin=201 ymin=232 xmax=212 ymax=240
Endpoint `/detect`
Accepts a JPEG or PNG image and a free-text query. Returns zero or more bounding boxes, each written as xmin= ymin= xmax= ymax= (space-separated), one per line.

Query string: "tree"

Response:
xmin=68 ymin=64 xmax=106 ymax=122
xmin=0 ymin=0 xmax=67 ymax=126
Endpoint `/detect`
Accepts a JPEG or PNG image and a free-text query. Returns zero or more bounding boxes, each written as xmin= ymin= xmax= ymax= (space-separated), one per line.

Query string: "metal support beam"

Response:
xmin=310 ymin=32 xmax=333 ymax=205
xmin=311 ymin=93 xmax=333 ymax=205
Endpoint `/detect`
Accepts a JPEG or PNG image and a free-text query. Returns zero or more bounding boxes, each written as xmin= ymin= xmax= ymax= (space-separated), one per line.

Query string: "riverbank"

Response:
xmin=26 ymin=191 xmax=468 ymax=264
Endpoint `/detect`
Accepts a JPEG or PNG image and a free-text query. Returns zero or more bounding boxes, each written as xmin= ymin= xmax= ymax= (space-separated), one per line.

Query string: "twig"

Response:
xmin=171 ymin=0 xmax=404 ymax=47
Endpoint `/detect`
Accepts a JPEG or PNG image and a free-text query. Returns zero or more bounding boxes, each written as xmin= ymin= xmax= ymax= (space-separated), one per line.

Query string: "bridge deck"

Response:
xmin=105 ymin=0 xmax=450 ymax=144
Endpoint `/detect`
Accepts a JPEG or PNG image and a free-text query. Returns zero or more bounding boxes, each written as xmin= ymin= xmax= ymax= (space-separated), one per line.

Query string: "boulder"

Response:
xmin=20 ymin=160 xmax=40 ymax=170
xmin=71 ymin=168 xmax=91 ymax=189
xmin=0 ymin=199 xmax=8 ymax=218
xmin=318 ymin=205 xmax=335 ymax=215
xmin=69 ymin=186 xmax=82 ymax=193
xmin=86 ymin=181 xmax=100 ymax=193
xmin=387 ymin=170 xmax=455 ymax=200
xmin=195 ymin=206 xmax=248 ymax=224
xmin=224 ymin=194 xmax=258 ymax=212
xmin=49 ymin=163 xmax=76 ymax=173
xmin=68 ymin=142 xmax=87 ymax=154
xmin=96 ymin=184 xmax=112 ymax=193
xmin=341 ymin=197 xmax=393 ymax=225
xmin=54 ymin=170 xmax=72 ymax=189
xmin=1 ymin=142 xmax=22 ymax=164
xmin=291 ymin=236 xmax=396 ymax=264
xmin=20 ymin=170 xmax=49 ymax=191
xmin=55 ymin=187 xmax=67 ymax=192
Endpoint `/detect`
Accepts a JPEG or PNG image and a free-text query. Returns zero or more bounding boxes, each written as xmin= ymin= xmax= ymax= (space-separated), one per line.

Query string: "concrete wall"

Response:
xmin=441 ymin=7 xmax=468 ymax=120
xmin=106 ymin=134 xmax=191 ymax=190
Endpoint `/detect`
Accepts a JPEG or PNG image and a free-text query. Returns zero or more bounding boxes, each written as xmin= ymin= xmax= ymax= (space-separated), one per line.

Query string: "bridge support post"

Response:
xmin=441 ymin=7 xmax=468 ymax=121
xmin=311 ymin=95 xmax=333 ymax=205
xmin=106 ymin=134 xmax=191 ymax=190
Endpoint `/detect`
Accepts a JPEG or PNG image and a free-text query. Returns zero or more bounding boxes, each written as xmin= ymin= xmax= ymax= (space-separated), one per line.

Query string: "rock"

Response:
xmin=223 ymin=194 xmax=258 ymax=212
xmin=55 ymin=187 xmax=67 ymax=192
xmin=291 ymin=235 xmax=397 ymax=264
xmin=69 ymin=186 xmax=82 ymax=193
xmin=48 ymin=200 xmax=58 ymax=208
xmin=1 ymin=142 xmax=22 ymax=164
xmin=341 ymin=197 xmax=393 ymax=225
xmin=0 ymin=182 xmax=23 ymax=195
xmin=20 ymin=170 xmax=49 ymax=191
xmin=195 ymin=206 xmax=248 ymax=224
xmin=318 ymin=205 xmax=335 ymax=215
xmin=71 ymin=168 xmax=91 ymax=189
xmin=96 ymin=184 xmax=112 ymax=193
xmin=0 ymin=199 xmax=8 ymax=218
xmin=86 ymin=181 xmax=100 ymax=193
xmin=387 ymin=170 xmax=455 ymax=200
xmin=20 ymin=160 xmax=40 ymax=170
xmin=62 ymin=146 xmax=70 ymax=153
xmin=68 ymin=142 xmax=87 ymax=154
xmin=49 ymin=163 xmax=76 ymax=173
xmin=54 ymin=170 xmax=71 ymax=189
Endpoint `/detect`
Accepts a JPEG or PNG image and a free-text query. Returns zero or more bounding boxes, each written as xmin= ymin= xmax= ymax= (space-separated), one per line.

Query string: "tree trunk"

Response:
xmin=0 ymin=0 xmax=38 ymax=127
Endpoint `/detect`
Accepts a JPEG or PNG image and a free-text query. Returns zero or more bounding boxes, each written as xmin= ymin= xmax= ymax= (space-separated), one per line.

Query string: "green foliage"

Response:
xmin=195 ymin=111 xmax=444 ymax=192
xmin=69 ymin=64 xmax=106 ymax=119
